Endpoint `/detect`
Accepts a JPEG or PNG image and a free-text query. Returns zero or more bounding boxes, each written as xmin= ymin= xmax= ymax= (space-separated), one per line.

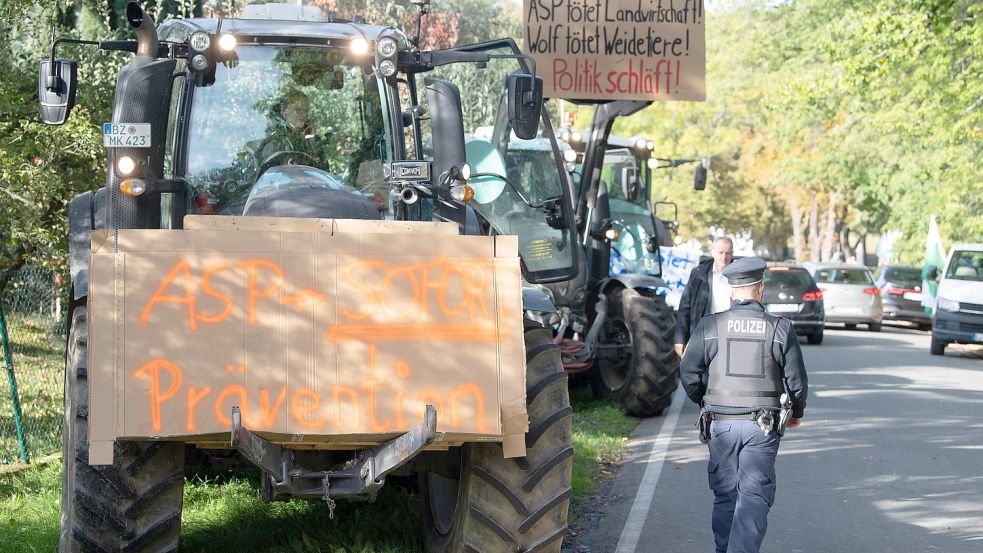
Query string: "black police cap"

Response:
xmin=723 ymin=256 xmax=767 ymax=286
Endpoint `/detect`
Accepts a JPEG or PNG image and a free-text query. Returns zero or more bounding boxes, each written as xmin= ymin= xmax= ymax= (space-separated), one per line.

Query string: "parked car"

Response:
xmin=763 ymin=264 xmax=825 ymax=344
xmin=875 ymin=265 xmax=931 ymax=329
xmin=803 ymin=263 xmax=883 ymax=331
xmin=931 ymin=244 xmax=983 ymax=356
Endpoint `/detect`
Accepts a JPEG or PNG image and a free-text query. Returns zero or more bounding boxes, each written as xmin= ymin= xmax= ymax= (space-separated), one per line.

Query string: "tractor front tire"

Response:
xmin=591 ymin=288 xmax=680 ymax=417
xmin=419 ymin=320 xmax=573 ymax=552
xmin=60 ymin=304 xmax=185 ymax=553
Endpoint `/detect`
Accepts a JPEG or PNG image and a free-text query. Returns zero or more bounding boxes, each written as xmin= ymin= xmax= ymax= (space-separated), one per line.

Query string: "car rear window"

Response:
xmin=765 ymin=268 xmax=814 ymax=287
xmin=814 ymin=268 xmax=873 ymax=284
xmin=885 ymin=267 xmax=921 ymax=284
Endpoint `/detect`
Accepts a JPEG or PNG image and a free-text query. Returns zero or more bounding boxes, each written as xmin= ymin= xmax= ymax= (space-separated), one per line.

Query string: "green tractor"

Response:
xmin=41 ymin=2 xmax=581 ymax=551
xmin=544 ymin=101 xmax=704 ymax=417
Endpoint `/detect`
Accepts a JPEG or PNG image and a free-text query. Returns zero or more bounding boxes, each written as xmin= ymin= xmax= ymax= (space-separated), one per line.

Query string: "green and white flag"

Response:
xmin=921 ymin=215 xmax=946 ymax=313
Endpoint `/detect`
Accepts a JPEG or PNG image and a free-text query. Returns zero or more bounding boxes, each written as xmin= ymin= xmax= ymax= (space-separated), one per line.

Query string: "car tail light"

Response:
xmin=863 ymin=287 xmax=880 ymax=295
xmin=887 ymin=287 xmax=917 ymax=295
xmin=802 ymin=290 xmax=823 ymax=301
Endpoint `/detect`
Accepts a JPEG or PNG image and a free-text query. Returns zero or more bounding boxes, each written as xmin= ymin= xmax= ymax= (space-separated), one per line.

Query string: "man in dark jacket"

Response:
xmin=675 ymin=236 xmax=734 ymax=357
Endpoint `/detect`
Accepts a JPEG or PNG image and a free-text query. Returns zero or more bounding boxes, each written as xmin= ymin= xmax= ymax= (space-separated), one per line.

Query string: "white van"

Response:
xmin=931 ymin=243 xmax=983 ymax=355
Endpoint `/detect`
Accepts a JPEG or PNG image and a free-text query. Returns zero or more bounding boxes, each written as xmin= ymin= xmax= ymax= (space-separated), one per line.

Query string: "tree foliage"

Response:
xmin=610 ymin=0 xmax=981 ymax=263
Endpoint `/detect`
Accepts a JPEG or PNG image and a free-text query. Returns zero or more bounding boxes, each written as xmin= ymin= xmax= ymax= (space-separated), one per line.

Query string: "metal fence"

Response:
xmin=1 ymin=268 xmax=67 ymax=465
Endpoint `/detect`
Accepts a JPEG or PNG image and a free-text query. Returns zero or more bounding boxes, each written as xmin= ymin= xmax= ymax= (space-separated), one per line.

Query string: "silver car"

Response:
xmin=803 ymin=263 xmax=883 ymax=331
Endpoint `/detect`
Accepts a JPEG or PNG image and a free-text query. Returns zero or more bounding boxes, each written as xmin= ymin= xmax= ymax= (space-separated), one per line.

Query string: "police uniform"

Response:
xmin=680 ymin=257 xmax=808 ymax=553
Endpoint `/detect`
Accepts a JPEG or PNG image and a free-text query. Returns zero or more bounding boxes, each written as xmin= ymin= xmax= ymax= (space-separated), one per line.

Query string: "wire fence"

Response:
xmin=1 ymin=268 xmax=67 ymax=466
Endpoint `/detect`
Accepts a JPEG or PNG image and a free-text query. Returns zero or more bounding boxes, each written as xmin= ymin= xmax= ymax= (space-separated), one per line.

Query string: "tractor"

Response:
xmin=40 ymin=2 xmax=580 ymax=551
xmin=539 ymin=101 xmax=704 ymax=417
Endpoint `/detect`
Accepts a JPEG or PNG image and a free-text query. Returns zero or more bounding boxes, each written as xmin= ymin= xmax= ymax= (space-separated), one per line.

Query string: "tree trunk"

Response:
xmin=809 ymin=196 xmax=819 ymax=262
xmin=820 ymin=193 xmax=837 ymax=261
xmin=789 ymin=193 xmax=804 ymax=262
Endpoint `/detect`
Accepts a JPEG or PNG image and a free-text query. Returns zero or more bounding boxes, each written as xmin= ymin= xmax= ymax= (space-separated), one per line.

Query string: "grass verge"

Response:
xmin=0 ymin=385 xmax=637 ymax=552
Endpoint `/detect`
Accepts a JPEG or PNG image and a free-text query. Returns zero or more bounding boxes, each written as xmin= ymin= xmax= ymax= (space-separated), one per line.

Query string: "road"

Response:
xmin=567 ymin=326 xmax=983 ymax=553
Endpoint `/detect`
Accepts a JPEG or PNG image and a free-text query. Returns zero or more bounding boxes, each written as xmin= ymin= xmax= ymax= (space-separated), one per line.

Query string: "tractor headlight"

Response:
xmin=189 ymin=32 xmax=211 ymax=52
xmin=563 ymin=149 xmax=577 ymax=163
xmin=190 ymin=54 xmax=209 ymax=72
xmin=379 ymin=59 xmax=397 ymax=77
xmin=116 ymin=155 xmax=136 ymax=176
xmin=377 ymin=37 xmax=398 ymax=58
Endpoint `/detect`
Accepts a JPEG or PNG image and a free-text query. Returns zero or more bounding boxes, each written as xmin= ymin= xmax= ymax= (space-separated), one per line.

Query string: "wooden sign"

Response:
xmin=524 ymin=0 xmax=706 ymax=101
xmin=86 ymin=218 xmax=528 ymax=464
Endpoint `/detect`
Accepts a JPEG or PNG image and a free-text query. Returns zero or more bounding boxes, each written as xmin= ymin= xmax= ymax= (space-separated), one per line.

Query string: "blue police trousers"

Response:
xmin=707 ymin=419 xmax=780 ymax=553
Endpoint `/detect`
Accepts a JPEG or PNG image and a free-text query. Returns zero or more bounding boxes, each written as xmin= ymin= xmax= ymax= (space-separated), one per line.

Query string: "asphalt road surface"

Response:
xmin=567 ymin=326 xmax=983 ymax=553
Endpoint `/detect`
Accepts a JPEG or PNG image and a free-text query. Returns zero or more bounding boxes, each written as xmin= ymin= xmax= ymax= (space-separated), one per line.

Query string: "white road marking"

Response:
xmin=615 ymin=384 xmax=687 ymax=553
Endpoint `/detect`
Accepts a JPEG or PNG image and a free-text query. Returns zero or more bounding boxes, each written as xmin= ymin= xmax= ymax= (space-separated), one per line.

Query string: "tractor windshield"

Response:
xmin=184 ymin=45 xmax=391 ymax=215
xmin=416 ymin=43 xmax=577 ymax=281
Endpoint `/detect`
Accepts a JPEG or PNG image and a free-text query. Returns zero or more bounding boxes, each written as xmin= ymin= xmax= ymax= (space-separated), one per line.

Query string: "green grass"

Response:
xmin=569 ymin=386 xmax=638 ymax=499
xmin=0 ymin=381 xmax=637 ymax=552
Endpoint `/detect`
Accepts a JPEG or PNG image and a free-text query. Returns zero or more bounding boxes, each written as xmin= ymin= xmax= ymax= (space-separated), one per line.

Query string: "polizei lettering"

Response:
xmin=727 ymin=319 xmax=766 ymax=335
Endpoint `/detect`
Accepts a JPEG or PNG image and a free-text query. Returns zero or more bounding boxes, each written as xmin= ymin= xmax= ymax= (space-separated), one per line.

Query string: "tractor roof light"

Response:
xmin=570 ymin=130 xmax=583 ymax=143
xmin=218 ymin=33 xmax=237 ymax=51
xmin=646 ymin=140 xmax=655 ymax=151
xmin=351 ymin=37 xmax=370 ymax=55
xmin=635 ymin=138 xmax=647 ymax=151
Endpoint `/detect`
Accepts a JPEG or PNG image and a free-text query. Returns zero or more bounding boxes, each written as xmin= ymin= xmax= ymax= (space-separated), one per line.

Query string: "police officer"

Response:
xmin=680 ymin=257 xmax=808 ymax=553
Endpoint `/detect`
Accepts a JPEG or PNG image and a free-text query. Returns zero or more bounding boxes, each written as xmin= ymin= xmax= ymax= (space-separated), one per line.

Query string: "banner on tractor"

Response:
xmin=523 ymin=0 xmax=706 ymax=101
xmin=87 ymin=218 xmax=528 ymax=464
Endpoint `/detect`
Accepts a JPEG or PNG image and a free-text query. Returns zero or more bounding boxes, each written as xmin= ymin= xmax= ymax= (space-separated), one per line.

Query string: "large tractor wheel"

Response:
xmin=60 ymin=304 xmax=185 ymax=553
xmin=419 ymin=320 xmax=573 ymax=552
xmin=591 ymin=288 xmax=679 ymax=417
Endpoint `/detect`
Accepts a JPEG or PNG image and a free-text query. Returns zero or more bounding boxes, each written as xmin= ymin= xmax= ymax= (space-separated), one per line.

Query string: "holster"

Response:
xmin=697 ymin=409 xmax=712 ymax=444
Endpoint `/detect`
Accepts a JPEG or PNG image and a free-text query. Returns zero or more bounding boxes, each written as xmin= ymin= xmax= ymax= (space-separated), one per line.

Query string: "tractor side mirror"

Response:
xmin=425 ymin=78 xmax=467 ymax=186
xmin=38 ymin=58 xmax=78 ymax=126
xmin=926 ymin=265 xmax=939 ymax=281
xmin=507 ymin=73 xmax=543 ymax=140
xmin=622 ymin=166 xmax=640 ymax=202
xmin=694 ymin=164 xmax=707 ymax=191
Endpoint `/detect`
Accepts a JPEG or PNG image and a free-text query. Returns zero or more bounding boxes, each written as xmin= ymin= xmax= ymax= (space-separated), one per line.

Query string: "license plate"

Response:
xmin=767 ymin=303 xmax=799 ymax=313
xmin=103 ymin=123 xmax=151 ymax=147
xmin=831 ymin=306 xmax=862 ymax=315
xmin=902 ymin=292 xmax=923 ymax=301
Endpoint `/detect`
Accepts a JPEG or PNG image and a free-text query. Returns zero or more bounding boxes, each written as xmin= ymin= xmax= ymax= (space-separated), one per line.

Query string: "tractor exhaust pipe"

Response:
xmin=399 ymin=186 xmax=419 ymax=205
xmin=125 ymin=2 xmax=158 ymax=60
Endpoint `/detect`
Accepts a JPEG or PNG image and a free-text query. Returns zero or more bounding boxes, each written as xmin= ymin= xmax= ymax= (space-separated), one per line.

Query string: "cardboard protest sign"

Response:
xmin=659 ymin=246 xmax=703 ymax=308
xmin=524 ymin=0 xmax=706 ymax=101
xmin=87 ymin=218 xmax=528 ymax=464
